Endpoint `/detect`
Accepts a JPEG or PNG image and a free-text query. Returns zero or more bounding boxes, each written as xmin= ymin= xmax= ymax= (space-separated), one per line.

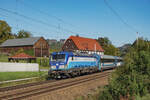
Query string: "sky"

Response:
xmin=0 ymin=0 xmax=150 ymax=47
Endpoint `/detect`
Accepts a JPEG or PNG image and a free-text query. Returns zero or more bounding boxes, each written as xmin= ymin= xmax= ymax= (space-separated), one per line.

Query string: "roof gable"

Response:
xmin=0 ymin=37 xmax=41 ymax=47
xmin=67 ymin=36 xmax=104 ymax=52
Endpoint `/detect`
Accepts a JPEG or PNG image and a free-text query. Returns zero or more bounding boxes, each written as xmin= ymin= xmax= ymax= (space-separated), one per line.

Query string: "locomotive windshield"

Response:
xmin=51 ymin=54 xmax=65 ymax=61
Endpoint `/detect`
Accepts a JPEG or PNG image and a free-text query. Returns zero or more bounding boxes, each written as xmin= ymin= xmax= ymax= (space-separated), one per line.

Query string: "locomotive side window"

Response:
xmin=72 ymin=56 xmax=74 ymax=60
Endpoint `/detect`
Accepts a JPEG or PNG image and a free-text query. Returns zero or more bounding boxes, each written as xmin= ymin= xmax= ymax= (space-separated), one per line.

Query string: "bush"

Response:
xmin=98 ymin=38 xmax=150 ymax=100
xmin=37 ymin=57 xmax=49 ymax=67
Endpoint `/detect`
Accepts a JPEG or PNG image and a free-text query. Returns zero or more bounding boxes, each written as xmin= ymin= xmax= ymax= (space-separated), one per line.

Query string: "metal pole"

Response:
xmin=40 ymin=43 xmax=42 ymax=65
xmin=136 ymin=32 xmax=138 ymax=48
xmin=94 ymin=44 xmax=96 ymax=54
xmin=34 ymin=47 xmax=35 ymax=57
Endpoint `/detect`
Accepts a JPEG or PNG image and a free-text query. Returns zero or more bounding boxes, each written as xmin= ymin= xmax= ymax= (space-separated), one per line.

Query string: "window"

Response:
xmin=52 ymin=54 xmax=65 ymax=61
xmin=101 ymin=59 xmax=115 ymax=63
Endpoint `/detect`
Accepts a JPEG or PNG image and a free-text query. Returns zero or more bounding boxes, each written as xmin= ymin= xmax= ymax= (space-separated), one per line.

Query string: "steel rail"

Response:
xmin=0 ymin=71 xmax=111 ymax=100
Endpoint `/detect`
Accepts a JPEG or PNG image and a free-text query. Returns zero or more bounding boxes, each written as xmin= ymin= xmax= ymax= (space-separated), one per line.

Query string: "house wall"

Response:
xmin=0 ymin=46 xmax=33 ymax=53
xmin=62 ymin=39 xmax=78 ymax=51
xmin=34 ymin=37 xmax=49 ymax=57
xmin=0 ymin=62 xmax=39 ymax=72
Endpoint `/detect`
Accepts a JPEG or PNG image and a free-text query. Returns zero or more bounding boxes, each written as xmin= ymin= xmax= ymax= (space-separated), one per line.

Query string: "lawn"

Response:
xmin=0 ymin=71 xmax=48 ymax=82
xmin=0 ymin=54 xmax=8 ymax=62
xmin=0 ymin=54 xmax=49 ymax=82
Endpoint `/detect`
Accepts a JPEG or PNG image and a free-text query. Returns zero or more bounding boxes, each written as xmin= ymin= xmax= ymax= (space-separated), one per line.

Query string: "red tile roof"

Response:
xmin=68 ymin=36 xmax=104 ymax=52
xmin=9 ymin=53 xmax=35 ymax=59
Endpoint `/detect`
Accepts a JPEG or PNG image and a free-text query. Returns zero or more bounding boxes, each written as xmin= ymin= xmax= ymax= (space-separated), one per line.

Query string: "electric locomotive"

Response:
xmin=48 ymin=51 xmax=122 ymax=78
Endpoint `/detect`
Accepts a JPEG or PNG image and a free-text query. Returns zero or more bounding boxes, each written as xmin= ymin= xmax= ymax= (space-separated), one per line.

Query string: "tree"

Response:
xmin=119 ymin=43 xmax=132 ymax=57
xmin=97 ymin=37 xmax=120 ymax=56
xmin=0 ymin=20 xmax=12 ymax=44
xmin=98 ymin=38 xmax=150 ymax=100
xmin=17 ymin=30 xmax=32 ymax=38
xmin=97 ymin=37 xmax=111 ymax=46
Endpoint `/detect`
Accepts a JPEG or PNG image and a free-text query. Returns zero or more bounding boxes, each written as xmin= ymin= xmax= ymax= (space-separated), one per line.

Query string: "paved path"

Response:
xmin=40 ymin=69 xmax=49 ymax=71
xmin=0 ymin=77 xmax=38 ymax=84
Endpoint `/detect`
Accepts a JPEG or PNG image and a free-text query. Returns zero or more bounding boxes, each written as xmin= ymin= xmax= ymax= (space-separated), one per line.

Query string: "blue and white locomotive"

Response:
xmin=48 ymin=51 xmax=122 ymax=78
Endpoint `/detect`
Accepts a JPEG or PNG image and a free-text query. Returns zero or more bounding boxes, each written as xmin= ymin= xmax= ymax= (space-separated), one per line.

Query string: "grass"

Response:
xmin=75 ymin=86 xmax=105 ymax=100
xmin=0 ymin=71 xmax=48 ymax=82
xmin=0 ymin=54 xmax=50 ymax=87
xmin=0 ymin=54 xmax=8 ymax=62
xmin=136 ymin=94 xmax=150 ymax=100
xmin=40 ymin=66 xmax=50 ymax=69
xmin=0 ymin=74 xmax=48 ymax=88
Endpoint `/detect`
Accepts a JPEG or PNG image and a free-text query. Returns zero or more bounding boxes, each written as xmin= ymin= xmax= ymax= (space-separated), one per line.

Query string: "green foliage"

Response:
xmin=97 ymin=37 xmax=111 ymax=46
xmin=75 ymin=96 xmax=85 ymax=100
xmin=98 ymin=38 xmax=150 ymax=100
xmin=0 ymin=71 xmax=47 ymax=81
xmin=0 ymin=53 xmax=8 ymax=62
xmin=24 ymin=49 xmax=34 ymax=56
xmin=119 ymin=44 xmax=132 ymax=57
xmin=132 ymin=37 xmax=150 ymax=52
xmin=49 ymin=42 xmax=63 ymax=53
xmin=0 ymin=20 xmax=13 ymax=44
xmin=15 ymin=48 xmax=24 ymax=54
xmin=0 ymin=20 xmax=32 ymax=44
xmin=11 ymin=48 xmax=34 ymax=57
xmin=136 ymin=94 xmax=150 ymax=100
xmin=97 ymin=37 xmax=120 ymax=56
xmin=103 ymin=44 xmax=120 ymax=56
xmin=17 ymin=30 xmax=32 ymax=38
xmin=37 ymin=57 xmax=49 ymax=67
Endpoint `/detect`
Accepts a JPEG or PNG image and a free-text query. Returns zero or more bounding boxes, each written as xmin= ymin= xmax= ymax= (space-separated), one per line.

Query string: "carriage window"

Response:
xmin=101 ymin=59 xmax=115 ymax=63
xmin=118 ymin=59 xmax=123 ymax=62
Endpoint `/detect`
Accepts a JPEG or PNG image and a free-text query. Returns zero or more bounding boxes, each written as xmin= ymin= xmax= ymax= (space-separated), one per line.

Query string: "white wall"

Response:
xmin=0 ymin=62 xmax=39 ymax=72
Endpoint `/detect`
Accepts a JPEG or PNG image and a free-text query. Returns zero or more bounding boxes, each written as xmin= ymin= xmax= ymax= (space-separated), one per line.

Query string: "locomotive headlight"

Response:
xmin=59 ymin=65 xmax=65 ymax=69
xmin=51 ymin=66 xmax=56 ymax=69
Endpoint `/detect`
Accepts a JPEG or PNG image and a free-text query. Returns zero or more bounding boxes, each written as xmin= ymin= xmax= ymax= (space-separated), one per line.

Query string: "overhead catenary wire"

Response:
xmin=104 ymin=0 xmax=138 ymax=33
xmin=17 ymin=1 xmax=103 ymax=37
xmin=2 ymin=8 xmax=101 ymax=38
xmin=0 ymin=7 xmax=97 ymax=37
xmin=0 ymin=13 xmax=60 ymax=34
xmin=18 ymin=0 xmax=79 ymax=29
xmin=0 ymin=7 xmax=79 ymax=34
xmin=0 ymin=15 xmax=56 ymax=38
xmin=0 ymin=11 xmax=97 ymax=39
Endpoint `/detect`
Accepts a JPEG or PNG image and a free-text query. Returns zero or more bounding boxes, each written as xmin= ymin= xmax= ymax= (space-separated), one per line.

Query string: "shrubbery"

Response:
xmin=98 ymin=38 xmax=150 ymax=100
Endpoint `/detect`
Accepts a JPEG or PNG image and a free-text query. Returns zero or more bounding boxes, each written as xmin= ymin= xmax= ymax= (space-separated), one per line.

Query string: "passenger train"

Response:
xmin=48 ymin=51 xmax=122 ymax=78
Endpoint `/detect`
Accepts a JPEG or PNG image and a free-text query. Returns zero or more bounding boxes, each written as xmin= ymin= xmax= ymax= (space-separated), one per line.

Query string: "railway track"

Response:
xmin=0 ymin=79 xmax=57 ymax=92
xmin=0 ymin=70 xmax=112 ymax=100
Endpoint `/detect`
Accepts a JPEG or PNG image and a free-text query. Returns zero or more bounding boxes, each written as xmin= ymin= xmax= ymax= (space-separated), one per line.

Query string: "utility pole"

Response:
xmin=136 ymin=32 xmax=139 ymax=48
xmin=94 ymin=44 xmax=96 ymax=53
xmin=34 ymin=46 xmax=35 ymax=57
xmin=40 ymin=43 xmax=43 ymax=65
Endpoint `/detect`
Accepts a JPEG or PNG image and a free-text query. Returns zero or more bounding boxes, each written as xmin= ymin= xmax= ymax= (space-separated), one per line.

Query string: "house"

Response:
xmin=62 ymin=36 xmax=104 ymax=55
xmin=47 ymin=39 xmax=57 ymax=45
xmin=0 ymin=37 xmax=49 ymax=57
xmin=60 ymin=39 xmax=65 ymax=43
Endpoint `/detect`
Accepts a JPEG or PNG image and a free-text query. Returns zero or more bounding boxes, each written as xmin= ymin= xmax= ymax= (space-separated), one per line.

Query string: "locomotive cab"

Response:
xmin=50 ymin=52 xmax=67 ymax=70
